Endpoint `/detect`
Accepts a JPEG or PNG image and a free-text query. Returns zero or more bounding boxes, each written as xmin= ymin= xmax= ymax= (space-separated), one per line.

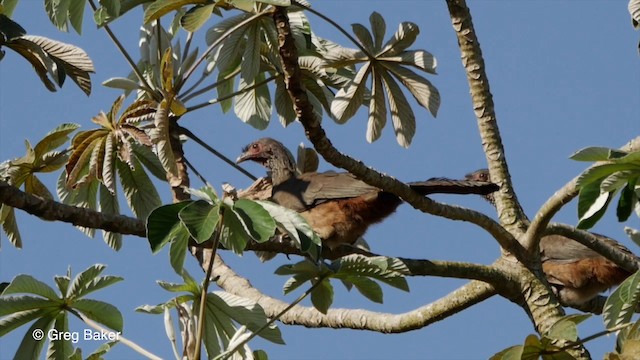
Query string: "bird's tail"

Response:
xmin=408 ymin=178 xmax=499 ymax=196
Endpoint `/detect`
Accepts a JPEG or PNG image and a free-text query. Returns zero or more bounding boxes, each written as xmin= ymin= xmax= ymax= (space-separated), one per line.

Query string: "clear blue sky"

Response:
xmin=1 ymin=1 xmax=638 ymax=359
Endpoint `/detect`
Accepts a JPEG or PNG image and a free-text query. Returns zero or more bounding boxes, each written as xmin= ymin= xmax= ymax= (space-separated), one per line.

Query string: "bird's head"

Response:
xmin=465 ymin=168 xmax=496 ymax=205
xmin=236 ymin=138 xmax=296 ymax=172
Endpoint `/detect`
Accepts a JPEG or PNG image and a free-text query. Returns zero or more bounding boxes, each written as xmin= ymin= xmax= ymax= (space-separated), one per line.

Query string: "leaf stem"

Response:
xmin=186 ymin=73 xmax=279 ymax=112
xmin=87 ymin=0 xmax=155 ymax=96
xmin=291 ymin=1 xmax=372 ymax=58
xmin=181 ymin=67 xmax=241 ymax=103
xmin=194 ymin=209 xmax=225 ymax=360
xmin=178 ymin=126 xmax=257 ymax=181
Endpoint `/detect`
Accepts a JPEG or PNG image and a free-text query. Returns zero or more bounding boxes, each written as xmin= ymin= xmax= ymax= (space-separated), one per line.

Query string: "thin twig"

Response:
xmin=186 ymin=73 xmax=280 ymax=112
xmin=183 ymin=156 xmax=210 ymax=186
xmin=178 ymin=126 xmax=257 ymax=181
xmin=194 ymin=211 xmax=225 ymax=360
xmin=87 ymin=0 xmax=155 ymax=96
xmin=181 ymin=68 xmax=241 ymax=103
xmin=178 ymin=11 xmax=269 ymax=89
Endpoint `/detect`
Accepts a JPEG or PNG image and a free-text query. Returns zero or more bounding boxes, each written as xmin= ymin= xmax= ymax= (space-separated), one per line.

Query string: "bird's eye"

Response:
xmin=251 ymin=143 xmax=259 ymax=150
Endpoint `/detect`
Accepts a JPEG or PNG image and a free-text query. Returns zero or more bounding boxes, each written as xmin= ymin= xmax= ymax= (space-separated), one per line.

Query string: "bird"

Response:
xmin=236 ymin=138 xmax=500 ymax=250
xmin=465 ymin=168 xmax=637 ymax=306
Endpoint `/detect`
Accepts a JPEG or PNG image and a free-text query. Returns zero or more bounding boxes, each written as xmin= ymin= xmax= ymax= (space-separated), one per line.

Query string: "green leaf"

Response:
xmin=116 ymin=157 xmax=161 ymax=220
xmin=330 ymin=63 xmax=370 ymax=124
xmin=102 ymin=77 xmax=143 ymax=91
xmin=256 ymin=201 xmax=321 ymax=253
xmin=66 ymin=264 xmax=106 ymax=300
xmin=617 ymin=181 xmax=637 ymax=222
xmin=73 ymin=298 xmax=123 ymax=332
xmin=310 ymin=279 xmax=333 ymax=314
xmin=169 ymin=228 xmax=190 ymax=274
xmin=604 ymin=270 xmax=640 ymax=330
xmin=281 ymin=274 xmax=314 ymax=295
xmin=576 ymin=163 xmax=638 ymax=189
xmin=233 ymin=199 xmax=276 ymax=242
xmin=570 ymin=146 xmax=627 ymax=161
xmin=47 ymin=312 xmax=73 ymax=360
xmin=68 ymin=0 xmax=86 ymax=34
xmin=546 ymin=314 xmax=591 ymax=342
xmin=241 ymin=23 xmax=261 ymax=83
xmin=234 ymin=73 xmax=272 ymax=130
xmin=220 ymin=207 xmax=250 ymax=255
xmin=178 ymin=200 xmax=220 ymax=243
xmin=334 ymin=255 xmax=409 ymax=292
xmin=13 ymin=313 xmax=57 ymax=360
xmin=99 ymin=183 xmax=122 ymax=250
xmin=577 ymin=182 xmax=613 ymax=230
xmin=131 ymin=142 xmax=167 ymax=181
xmin=1 ymin=205 xmax=22 ymax=247
xmin=208 ymin=291 xmax=285 ymax=345
xmin=143 ymin=0 xmax=204 ymax=24
xmin=180 ymin=4 xmax=215 ymax=33
xmin=3 ymin=274 xmax=59 ymax=300
xmin=490 ymin=345 xmax=524 ymax=360
xmin=33 ymin=123 xmax=79 ymax=160
xmin=149 ymin=99 xmax=179 ymax=182
xmin=379 ymin=67 xmax=415 ymax=147
xmin=344 ymin=276 xmax=383 ymax=303
xmin=0 ymin=0 xmax=20 ymax=17
xmin=384 ymin=63 xmax=439 ymax=117
xmin=44 ymin=0 xmax=70 ymax=32
xmin=379 ymin=22 xmax=419 ymax=57
xmin=366 ymin=65 xmax=387 ymax=143
xmin=0 ymin=295 xmax=57 ymax=317
xmin=369 ymin=12 xmax=386 ymax=51
xmin=146 ymin=201 xmax=192 ymax=253
xmin=352 ymin=23 xmax=374 ymax=51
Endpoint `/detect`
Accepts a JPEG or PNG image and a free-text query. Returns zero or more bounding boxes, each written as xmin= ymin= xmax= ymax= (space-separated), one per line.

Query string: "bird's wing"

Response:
xmin=298 ymin=171 xmax=379 ymax=206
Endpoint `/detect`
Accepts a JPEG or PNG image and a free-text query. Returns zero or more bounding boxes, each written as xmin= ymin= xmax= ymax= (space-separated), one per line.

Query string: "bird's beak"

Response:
xmin=235 ymin=153 xmax=250 ymax=164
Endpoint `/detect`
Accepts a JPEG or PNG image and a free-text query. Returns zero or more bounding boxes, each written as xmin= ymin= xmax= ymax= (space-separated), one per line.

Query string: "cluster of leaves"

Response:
xmin=0 ymin=9 xmax=94 ymax=95
xmin=0 ymin=265 xmax=123 ymax=360
xmin=146 ymin=186 xmax=321 ymax=274
xmin=137 ymin=270 xmax=283 ymax=360
xmin=58 ymin=95 xmax=165 ymax=250
xmin=276 ymin=254 xmax=409 ymax=313
xmin=0 ymin=124 xmax=79 ymax=247
xmin=570 ymin=147 xmax=640 ymax=243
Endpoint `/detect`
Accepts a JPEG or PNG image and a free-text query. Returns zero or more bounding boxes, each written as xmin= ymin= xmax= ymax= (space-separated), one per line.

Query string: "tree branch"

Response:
xmin=205 ymin=251 xmax=499 ymax=333
xmin=0 ymin=180 xmax=146 ymax=237
xmin=444 ymin=0 xmax=528 ymax=241
xmin=271 ymin=6 xmax=525 ymax=261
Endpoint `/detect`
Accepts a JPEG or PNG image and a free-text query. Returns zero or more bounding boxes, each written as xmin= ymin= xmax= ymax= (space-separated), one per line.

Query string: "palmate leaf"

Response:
xmin=3 ymin=274 xmax=59 ymax=300
xmin=330 ymin=63 xmax=370 ymax=124
xmin=99 ymin=183 xmax=122 ymax=250
xmin=149 ymin=98 xmax=180 ymax=185
xmin=73 ymin=299 xmax=123 ymax=332
xmin=178 ymin=200 xmax=220 ymax=243
xmin=384 ymin=62 xmax=439 ymax=117
xmin=255 ymin=200 xmax=321 ymax=254
xmin=241 ymin=23 xmax=262 ymax=83
xmin=14 ymin=312 xmax=57 ymax=360
xmin=367 ymin=65 xmax=386 ymax=143
xmin=146 ymin=201 xmax=192 ymax=253
xmin=0 ymin=203 xmax=21 ymax=248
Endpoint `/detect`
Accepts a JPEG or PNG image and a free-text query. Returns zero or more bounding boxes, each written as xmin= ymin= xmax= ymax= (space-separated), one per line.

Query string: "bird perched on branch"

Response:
xmin=465 ymin=168 xmax=637 ymax=306
xmin=236 ymin=138 xmax=499 ymax=249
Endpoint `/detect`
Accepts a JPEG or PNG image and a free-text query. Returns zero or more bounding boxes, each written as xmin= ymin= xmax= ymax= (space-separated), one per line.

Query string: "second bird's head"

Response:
xmin=465 ymin=168 xmax=496 ymax=205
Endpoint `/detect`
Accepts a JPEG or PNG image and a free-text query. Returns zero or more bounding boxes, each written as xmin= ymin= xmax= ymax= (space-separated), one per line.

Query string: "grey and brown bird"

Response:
xmin=465 ymin=168 xmax=637 ymax=306
xmin=237 ymin=138 xmax=500 ymax=249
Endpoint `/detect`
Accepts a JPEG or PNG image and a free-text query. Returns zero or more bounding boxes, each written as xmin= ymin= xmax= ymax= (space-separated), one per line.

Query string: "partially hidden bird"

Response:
xmin=236 ymin=138 xmax=500 ymax=250
xmin=465 ymin=168 xmax=637 ymax=306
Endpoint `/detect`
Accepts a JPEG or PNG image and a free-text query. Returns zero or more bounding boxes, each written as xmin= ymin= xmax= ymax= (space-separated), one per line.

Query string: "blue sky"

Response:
xmin=1 ymin=1 xmax=639 ymax=359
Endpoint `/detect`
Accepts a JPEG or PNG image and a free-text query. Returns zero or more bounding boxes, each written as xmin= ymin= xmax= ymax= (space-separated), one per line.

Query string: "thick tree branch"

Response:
xmin=204 ymin=251 xmax=499 ymax=333
xmin=271 ymin=7 xmax=525 ymax=261
xmin=0 ymin=180 xmax=146 ymax=237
